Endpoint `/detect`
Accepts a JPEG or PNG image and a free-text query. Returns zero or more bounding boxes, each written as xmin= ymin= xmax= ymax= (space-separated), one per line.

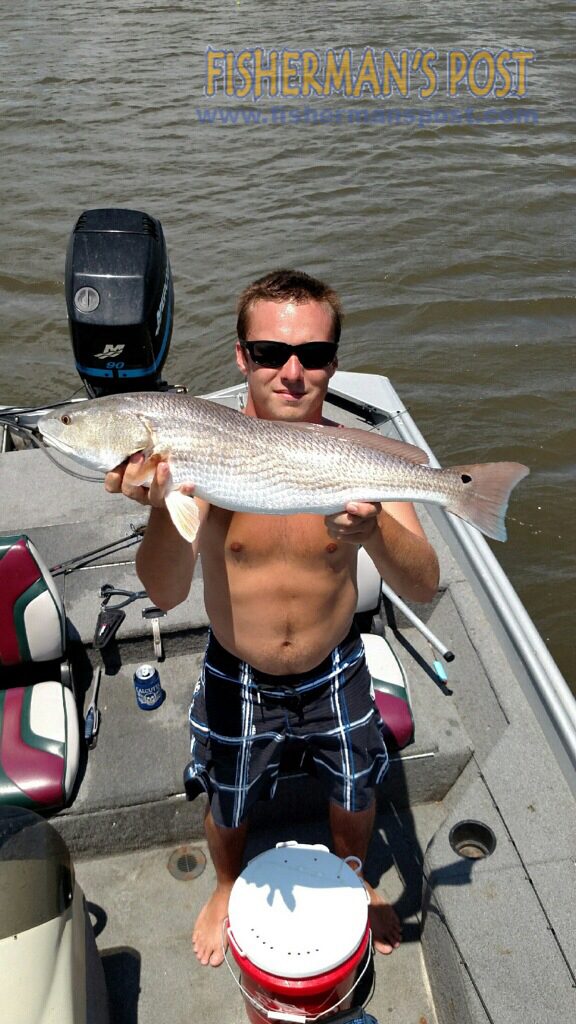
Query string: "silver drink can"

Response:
xmin=133 ymin=664 xmax=165 ymax=711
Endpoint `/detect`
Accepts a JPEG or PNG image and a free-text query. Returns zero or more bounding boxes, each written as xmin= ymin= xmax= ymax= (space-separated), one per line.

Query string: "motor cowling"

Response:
xmin=65 ymin=208 xmax=174 ymax=397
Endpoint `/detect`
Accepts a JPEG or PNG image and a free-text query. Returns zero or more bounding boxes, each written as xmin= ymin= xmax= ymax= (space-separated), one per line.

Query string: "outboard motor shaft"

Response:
xmin=65 ymin=208 xmax=174 ymax=397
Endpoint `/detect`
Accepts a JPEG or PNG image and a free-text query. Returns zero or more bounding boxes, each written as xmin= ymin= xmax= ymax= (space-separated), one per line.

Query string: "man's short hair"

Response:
xmin=237 ymin=269 xmax=343 ymax=344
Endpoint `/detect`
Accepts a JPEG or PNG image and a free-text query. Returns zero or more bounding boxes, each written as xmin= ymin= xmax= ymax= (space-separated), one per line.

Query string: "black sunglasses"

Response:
xmin=242 ymin=340 xmax=338 ymax=370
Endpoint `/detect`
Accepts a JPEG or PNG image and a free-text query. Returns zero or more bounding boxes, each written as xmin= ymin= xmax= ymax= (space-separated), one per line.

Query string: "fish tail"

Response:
xmin=445 ymin=462 xmax=529 ymax=541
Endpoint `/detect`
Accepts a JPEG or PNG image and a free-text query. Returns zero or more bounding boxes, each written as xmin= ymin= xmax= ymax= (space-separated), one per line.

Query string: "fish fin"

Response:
xmin=164 ymin=490 xmax=201 ymax=543
xmin=136 ymin=412 xmax=166 ymax=450
xmin=445 ymin=463 xmax=529 ymax=541
xmin=287 ymin=422 xmax=429 ymax=465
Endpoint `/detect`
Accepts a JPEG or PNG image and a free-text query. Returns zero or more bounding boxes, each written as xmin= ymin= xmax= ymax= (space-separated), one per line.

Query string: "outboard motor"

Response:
xmin=65 ymin=208 xmax=174 ymax=397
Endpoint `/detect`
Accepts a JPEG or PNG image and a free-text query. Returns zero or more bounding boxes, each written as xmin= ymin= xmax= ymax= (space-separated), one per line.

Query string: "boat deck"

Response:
xmin=1 ymin=374 xmax=575 ymax=1024
xmin=74 ymin=804 xmax=444 ymax=1024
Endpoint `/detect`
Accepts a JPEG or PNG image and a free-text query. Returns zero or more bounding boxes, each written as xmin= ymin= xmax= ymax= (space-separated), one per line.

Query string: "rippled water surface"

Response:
xmin=1 ymin=2 xmax=574 ymax=688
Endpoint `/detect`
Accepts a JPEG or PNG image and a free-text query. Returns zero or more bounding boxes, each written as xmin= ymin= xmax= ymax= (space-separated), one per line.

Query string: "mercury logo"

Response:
xmin=95 ymin=344 xmax=126 ymax=360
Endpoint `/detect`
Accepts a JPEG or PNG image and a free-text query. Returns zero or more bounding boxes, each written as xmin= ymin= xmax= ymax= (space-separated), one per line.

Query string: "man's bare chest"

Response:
xmin=203 ymin=508 xmax=351 ymax=570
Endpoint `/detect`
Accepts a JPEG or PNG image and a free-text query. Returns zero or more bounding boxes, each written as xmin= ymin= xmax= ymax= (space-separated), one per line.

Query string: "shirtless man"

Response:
xmin=105 ymin=269 xmax=439 ymax=968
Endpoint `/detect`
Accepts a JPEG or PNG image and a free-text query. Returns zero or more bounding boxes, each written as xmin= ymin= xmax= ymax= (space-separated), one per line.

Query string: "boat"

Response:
xmin=0 ymin=210 xmax=575 ymax=1024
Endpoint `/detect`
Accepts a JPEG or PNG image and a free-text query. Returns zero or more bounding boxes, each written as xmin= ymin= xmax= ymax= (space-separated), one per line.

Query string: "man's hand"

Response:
xmin=324 ymin=502 xmax=381 ymax=544
xmin=104 ymin=453 xmax=194 ymax=508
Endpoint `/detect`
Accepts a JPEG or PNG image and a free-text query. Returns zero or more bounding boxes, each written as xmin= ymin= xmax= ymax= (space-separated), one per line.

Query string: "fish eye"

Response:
xmin=60 ymin=414 xmax=72 ymax=425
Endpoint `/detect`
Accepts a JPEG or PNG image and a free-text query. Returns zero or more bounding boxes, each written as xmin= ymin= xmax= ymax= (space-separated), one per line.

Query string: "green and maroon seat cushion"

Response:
xmin=0 ymin=535 xmax=65 ymax=667
xmin=0 ymin=683 xmax=79 ymax=808
xmin=0 ymin=536 xmax=80 ymax=808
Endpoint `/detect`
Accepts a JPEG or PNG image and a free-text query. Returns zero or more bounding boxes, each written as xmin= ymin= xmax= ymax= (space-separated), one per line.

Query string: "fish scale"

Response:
xmin=38 ymin=392 xmax=529 ymax=542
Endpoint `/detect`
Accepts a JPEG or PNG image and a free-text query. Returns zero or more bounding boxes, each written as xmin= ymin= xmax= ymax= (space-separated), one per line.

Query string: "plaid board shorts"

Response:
xmin=183 ymin=623 xmax=389 ymax=828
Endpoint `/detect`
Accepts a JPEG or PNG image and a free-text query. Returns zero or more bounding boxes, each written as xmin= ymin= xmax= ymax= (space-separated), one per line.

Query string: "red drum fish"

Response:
xmin=39 ymin=392 xmax=529 ymax=543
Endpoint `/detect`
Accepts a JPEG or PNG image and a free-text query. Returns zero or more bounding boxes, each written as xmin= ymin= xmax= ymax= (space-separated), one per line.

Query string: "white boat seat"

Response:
xmin=356 ymin=547 xmax=381 ymax=614
xmin=356 ymin=548 xmax=414 ymax=749
xmin=362 ymin=632 xmax=414 ymax=749
xmin=0 ymin=535 xmax=80 ymax=809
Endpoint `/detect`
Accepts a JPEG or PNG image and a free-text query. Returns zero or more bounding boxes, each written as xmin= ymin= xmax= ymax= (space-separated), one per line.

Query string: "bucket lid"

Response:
xmin=228 ymin=842 xmax=369 ymax=978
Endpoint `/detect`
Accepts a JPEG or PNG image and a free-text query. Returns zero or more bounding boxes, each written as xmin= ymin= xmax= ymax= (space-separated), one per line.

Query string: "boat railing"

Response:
xmin=328 ymin=371 xmax=576 ymax=794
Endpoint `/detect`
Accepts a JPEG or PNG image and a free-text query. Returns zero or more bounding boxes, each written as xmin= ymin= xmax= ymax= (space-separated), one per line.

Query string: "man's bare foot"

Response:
xmin=192 ymin=884 xmax=234 ymax=967
xmin=364 ymin=881 xmax=402 ymax=954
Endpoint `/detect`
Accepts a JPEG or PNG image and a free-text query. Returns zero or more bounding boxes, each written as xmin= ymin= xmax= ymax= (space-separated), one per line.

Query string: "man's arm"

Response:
xmin=325 ymin=500 xmax=439 ymax=603
xmin=105 ymin=454 xmax=206 ymax=611
xmin=135 ymin=505 xmax=199 ymax=611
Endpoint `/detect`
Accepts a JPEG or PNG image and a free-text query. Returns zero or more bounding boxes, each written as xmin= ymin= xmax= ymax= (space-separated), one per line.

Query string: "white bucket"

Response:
xmin=226 ymin=842 xmax=372 ymax=1023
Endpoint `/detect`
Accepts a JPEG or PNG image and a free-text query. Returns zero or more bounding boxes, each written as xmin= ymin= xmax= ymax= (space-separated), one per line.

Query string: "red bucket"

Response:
xmin=228 ymin=920 xmax=371 ymax=1023
xmin=226 ymin=842 xmax=372 ymax=1023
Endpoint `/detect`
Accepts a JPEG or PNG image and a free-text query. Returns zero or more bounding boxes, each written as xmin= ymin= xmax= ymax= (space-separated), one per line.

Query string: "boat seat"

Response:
xmin=356 ymin=548 xmax=415 ymax=750
xmin=0 ymin=535 xmax=80 ymax=810
xmin=363 ymin=632 xmax=414 ymax=749
xmin=356 ymin=546 xmax=382 ymax=615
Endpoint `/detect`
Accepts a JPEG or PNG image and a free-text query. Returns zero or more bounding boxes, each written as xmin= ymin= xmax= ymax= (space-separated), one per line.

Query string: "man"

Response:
xmin=105 ymin=269 xmax=439 ymax=968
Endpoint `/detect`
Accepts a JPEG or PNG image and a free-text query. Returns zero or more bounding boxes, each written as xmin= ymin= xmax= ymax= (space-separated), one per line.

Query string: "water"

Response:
xmin=1 ymin=2 xmax=574 ymax=689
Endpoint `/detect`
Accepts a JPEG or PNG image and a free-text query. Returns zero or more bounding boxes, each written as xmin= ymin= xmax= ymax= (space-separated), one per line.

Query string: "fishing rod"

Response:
xmin=49 ymin=524 xmax=146 ymax=577
xmin=380 ymin=577 xmax=455 ymax=665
